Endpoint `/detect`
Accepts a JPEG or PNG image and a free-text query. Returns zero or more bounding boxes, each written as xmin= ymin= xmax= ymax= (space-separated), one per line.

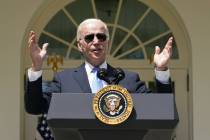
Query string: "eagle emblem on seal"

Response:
xmin=103 ymin=94 xmax=123 ymax=116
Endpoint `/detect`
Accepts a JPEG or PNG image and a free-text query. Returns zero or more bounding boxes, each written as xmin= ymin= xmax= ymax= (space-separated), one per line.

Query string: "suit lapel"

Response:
xmin=73 ymin=64 xmax=92 ymax=93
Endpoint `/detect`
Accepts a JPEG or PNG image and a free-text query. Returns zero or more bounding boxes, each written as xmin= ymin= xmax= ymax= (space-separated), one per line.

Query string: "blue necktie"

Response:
xmin=91 ymin=67 xmax=103 ymax=93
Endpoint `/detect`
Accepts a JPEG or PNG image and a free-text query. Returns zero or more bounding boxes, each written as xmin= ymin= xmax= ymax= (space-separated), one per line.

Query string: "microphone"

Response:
xmin=97 ymin=68 xmax=111 ymax=84
xmin=113 ymin=68 xmax=125 ymax=84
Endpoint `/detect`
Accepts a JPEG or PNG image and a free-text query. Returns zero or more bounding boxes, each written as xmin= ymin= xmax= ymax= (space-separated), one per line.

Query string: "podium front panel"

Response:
xmin=47 ymin=93 xmax=178 ymax=129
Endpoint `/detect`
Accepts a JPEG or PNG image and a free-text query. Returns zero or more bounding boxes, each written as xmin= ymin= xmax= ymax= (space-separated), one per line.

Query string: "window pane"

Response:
xmin=44 ymin=10 xmax=76 ymax=43
xmin=65 ymin=0 xmax=94 ymax=23
xmin=39 ymin=34 xmax=68 ymax=57
xmin=111 ymin=28 xmax=127 ymax=53
xmin=95 ymin=0 xmax=119 ymax=23
xmin=116 ymin=36 xmax=144 ymax=59
xmin=120 ymin=48 xmax=144 ymax=59
xmin=134 ymin=10 xmax=169 ymax=42
xmin=118 ymin=0 xmax=148 ymax=29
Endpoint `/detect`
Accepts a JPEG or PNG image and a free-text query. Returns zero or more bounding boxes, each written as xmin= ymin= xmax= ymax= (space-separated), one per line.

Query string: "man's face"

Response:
xmin=77 ymin=21 xmax=109 ymax=66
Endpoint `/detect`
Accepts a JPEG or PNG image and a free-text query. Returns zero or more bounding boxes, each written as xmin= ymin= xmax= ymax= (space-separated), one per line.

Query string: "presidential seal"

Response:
xmin=93 ymin=85 xmax=133 ymax=125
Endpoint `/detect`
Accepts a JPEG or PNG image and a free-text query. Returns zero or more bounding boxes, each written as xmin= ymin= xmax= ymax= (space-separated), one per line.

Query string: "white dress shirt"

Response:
xmin=85 ymin=61 xmax=108 ymax=91
xmin=28 ymin=62 xmax=170 ymax=84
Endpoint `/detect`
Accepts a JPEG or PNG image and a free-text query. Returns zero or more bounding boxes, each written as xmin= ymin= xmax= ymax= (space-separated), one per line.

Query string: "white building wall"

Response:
xmin=0 ymin=0 xmax=44 ymax=140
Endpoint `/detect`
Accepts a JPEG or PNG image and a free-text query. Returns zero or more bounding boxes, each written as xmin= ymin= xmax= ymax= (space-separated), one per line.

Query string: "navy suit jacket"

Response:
xmin=25 ymin=63 xmax=172 ymax=114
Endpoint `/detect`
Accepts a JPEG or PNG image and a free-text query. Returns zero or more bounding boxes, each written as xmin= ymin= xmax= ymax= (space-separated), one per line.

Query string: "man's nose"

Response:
xmin=92 ymin=35 xmax=100 ymax=44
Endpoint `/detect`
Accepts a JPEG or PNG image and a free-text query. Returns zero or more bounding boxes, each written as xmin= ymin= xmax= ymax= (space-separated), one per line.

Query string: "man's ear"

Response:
xmin=77 ymin=42 xmax=83 ymax=52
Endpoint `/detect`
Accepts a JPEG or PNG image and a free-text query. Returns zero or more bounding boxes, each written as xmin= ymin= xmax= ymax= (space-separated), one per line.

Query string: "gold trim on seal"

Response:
xmin=93 ymin=85 xmax=133 ymax=125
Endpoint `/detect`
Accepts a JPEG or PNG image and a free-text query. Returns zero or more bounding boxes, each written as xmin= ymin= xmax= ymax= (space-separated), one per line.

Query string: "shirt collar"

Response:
xmin=85 ymin=61 xmax=107 ymax=74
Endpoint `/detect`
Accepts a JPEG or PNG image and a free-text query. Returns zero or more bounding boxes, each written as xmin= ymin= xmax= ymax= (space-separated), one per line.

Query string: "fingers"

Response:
xmin=162 ymin=37 xmax=173 ymax=57
xmin=155 ymin=46 xmax=160 ymax=54
xmin=42 ymin=43 xmax=48 ymax=51
xmin=28 ymin=31 xmax=39 ymax=52
xmin=165 ymin=37 xmax=173 ymax=50
xmin=40 ymin=43 xmax=49 ymax=58
xmin=28 ymin=31 xmax=36 ymax=45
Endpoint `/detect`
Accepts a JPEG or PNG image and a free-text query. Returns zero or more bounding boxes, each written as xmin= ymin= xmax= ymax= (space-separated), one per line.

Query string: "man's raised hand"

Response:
xmin=28 ymin=31 xmax=48 ymax=71
xmin=153 ymin=37 xmax=173 ymax=71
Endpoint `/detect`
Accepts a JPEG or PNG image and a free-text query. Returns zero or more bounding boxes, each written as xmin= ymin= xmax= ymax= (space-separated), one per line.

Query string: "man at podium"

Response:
xmin=25 ymin=18 xmax=174 ymax=140
xmin=25 ymin=18 xmax=172 ymax=114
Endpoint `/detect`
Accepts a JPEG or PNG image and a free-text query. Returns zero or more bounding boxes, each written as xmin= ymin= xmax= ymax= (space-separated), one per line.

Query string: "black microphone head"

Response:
xmin=97 ymin=68 xmax=107 ymax=80
xmin=97 ymin=68 xmax=111 ymax=84
xmin=114 ymin=68 xmax=125 ymax=83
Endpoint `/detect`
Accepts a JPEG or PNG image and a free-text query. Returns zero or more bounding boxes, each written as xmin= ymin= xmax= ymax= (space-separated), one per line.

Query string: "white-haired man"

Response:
xmin=25 ymin=18 xmax=173 ymax=114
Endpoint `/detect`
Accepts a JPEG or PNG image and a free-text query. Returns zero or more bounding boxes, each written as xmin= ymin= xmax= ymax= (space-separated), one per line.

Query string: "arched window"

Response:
xmin=38 ymin=0 xmax=179 ymax=61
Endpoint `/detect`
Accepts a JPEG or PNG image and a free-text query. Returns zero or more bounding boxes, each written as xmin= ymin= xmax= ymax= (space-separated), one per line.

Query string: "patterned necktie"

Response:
xmin=91 ymin=67 xmax=103 ymax=93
